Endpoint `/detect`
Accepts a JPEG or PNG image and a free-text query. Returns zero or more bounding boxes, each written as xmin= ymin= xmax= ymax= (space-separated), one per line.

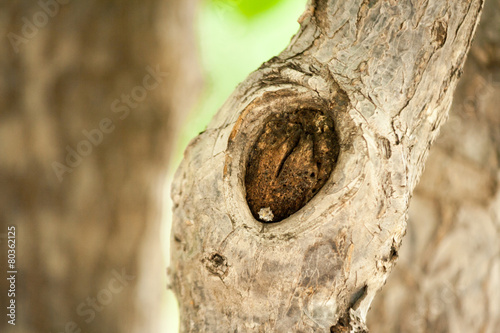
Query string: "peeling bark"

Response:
xmin=170 ymin=0 xmax=484 ymax=331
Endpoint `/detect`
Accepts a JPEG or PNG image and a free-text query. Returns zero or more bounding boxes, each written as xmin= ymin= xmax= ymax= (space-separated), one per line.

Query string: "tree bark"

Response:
xmin=170 ymin=0 xmax=483 ymax=332
xmin=0 ymin=1 xmax=200 ymax=332
xmin=367 ymin=0 xmax=500 ymax=332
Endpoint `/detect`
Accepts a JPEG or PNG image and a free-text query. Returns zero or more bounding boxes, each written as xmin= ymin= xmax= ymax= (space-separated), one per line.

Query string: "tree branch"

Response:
xmin=170 ymin=0 xmax=484 ymax=331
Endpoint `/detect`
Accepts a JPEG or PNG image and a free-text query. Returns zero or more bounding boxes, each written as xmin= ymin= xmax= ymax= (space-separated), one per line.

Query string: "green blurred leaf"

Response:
xmin=210 ymin=0 xmax=286 ymax=19
xmin=236 ymin=0 xmax=284 ymax=18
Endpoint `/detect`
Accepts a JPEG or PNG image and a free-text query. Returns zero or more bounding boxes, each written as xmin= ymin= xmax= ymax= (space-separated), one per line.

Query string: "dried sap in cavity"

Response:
xmin=245 ymin=109 xmax=339 ymax=223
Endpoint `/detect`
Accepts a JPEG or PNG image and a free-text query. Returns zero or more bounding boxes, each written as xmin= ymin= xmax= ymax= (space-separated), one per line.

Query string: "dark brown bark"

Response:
xmin=245 ymin=108 xmax=339 ymax=222
xmin=0 ymin=1 xmax=200 ymax=332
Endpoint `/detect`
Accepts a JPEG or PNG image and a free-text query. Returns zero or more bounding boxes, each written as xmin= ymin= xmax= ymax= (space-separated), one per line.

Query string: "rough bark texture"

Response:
xmin=368 ymin=0 xmax=500 ymax=332
xmin=0 ymin=1 xmax=200 ymax=332
xmin=170 ymin=0 xmax=483 ymax=332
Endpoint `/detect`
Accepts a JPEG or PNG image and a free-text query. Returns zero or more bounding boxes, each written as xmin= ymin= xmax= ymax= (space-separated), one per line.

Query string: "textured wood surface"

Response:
xmin=170 ymin=0 xmax=484 ymax=331
xmin=245 ymin=108 xmax=339 ymax=222
xmin=368 ymin=0 xmax=500 ymax=331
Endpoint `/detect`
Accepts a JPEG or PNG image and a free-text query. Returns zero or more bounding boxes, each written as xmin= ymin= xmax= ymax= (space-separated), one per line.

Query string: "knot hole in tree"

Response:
xmin=245 ymin=109 xmax=340 ymax=223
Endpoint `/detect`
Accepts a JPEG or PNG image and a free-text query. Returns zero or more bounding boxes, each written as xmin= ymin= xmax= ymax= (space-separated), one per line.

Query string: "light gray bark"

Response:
xmin=170 ymin=0 xmax=484 ymax=331
xmin=368 ymin=0 xmax=500 ymax=332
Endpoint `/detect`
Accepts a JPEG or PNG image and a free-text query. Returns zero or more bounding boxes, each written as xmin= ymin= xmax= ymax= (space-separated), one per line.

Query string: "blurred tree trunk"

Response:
xmin=368 ymin=1 xmax=500 ymax=332
xmin=170 ymin=0 xmax=483 ymax=332
xmin=0 ymin=1 xmax=200 ymax=332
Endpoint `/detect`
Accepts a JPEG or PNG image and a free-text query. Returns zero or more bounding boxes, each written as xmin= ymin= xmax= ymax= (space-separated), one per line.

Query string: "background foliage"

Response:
xmin=173 ymin=0 xmax=305 ymax=164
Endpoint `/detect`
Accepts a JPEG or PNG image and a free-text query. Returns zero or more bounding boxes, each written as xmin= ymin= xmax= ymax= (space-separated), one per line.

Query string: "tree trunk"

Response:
xmin=0 ymin=1 xmax=200 ymax=332
xmin=170 ymin=0 xmax=484 ymax=331
xmin=367 ymin=0 xmax=500 ymax=332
